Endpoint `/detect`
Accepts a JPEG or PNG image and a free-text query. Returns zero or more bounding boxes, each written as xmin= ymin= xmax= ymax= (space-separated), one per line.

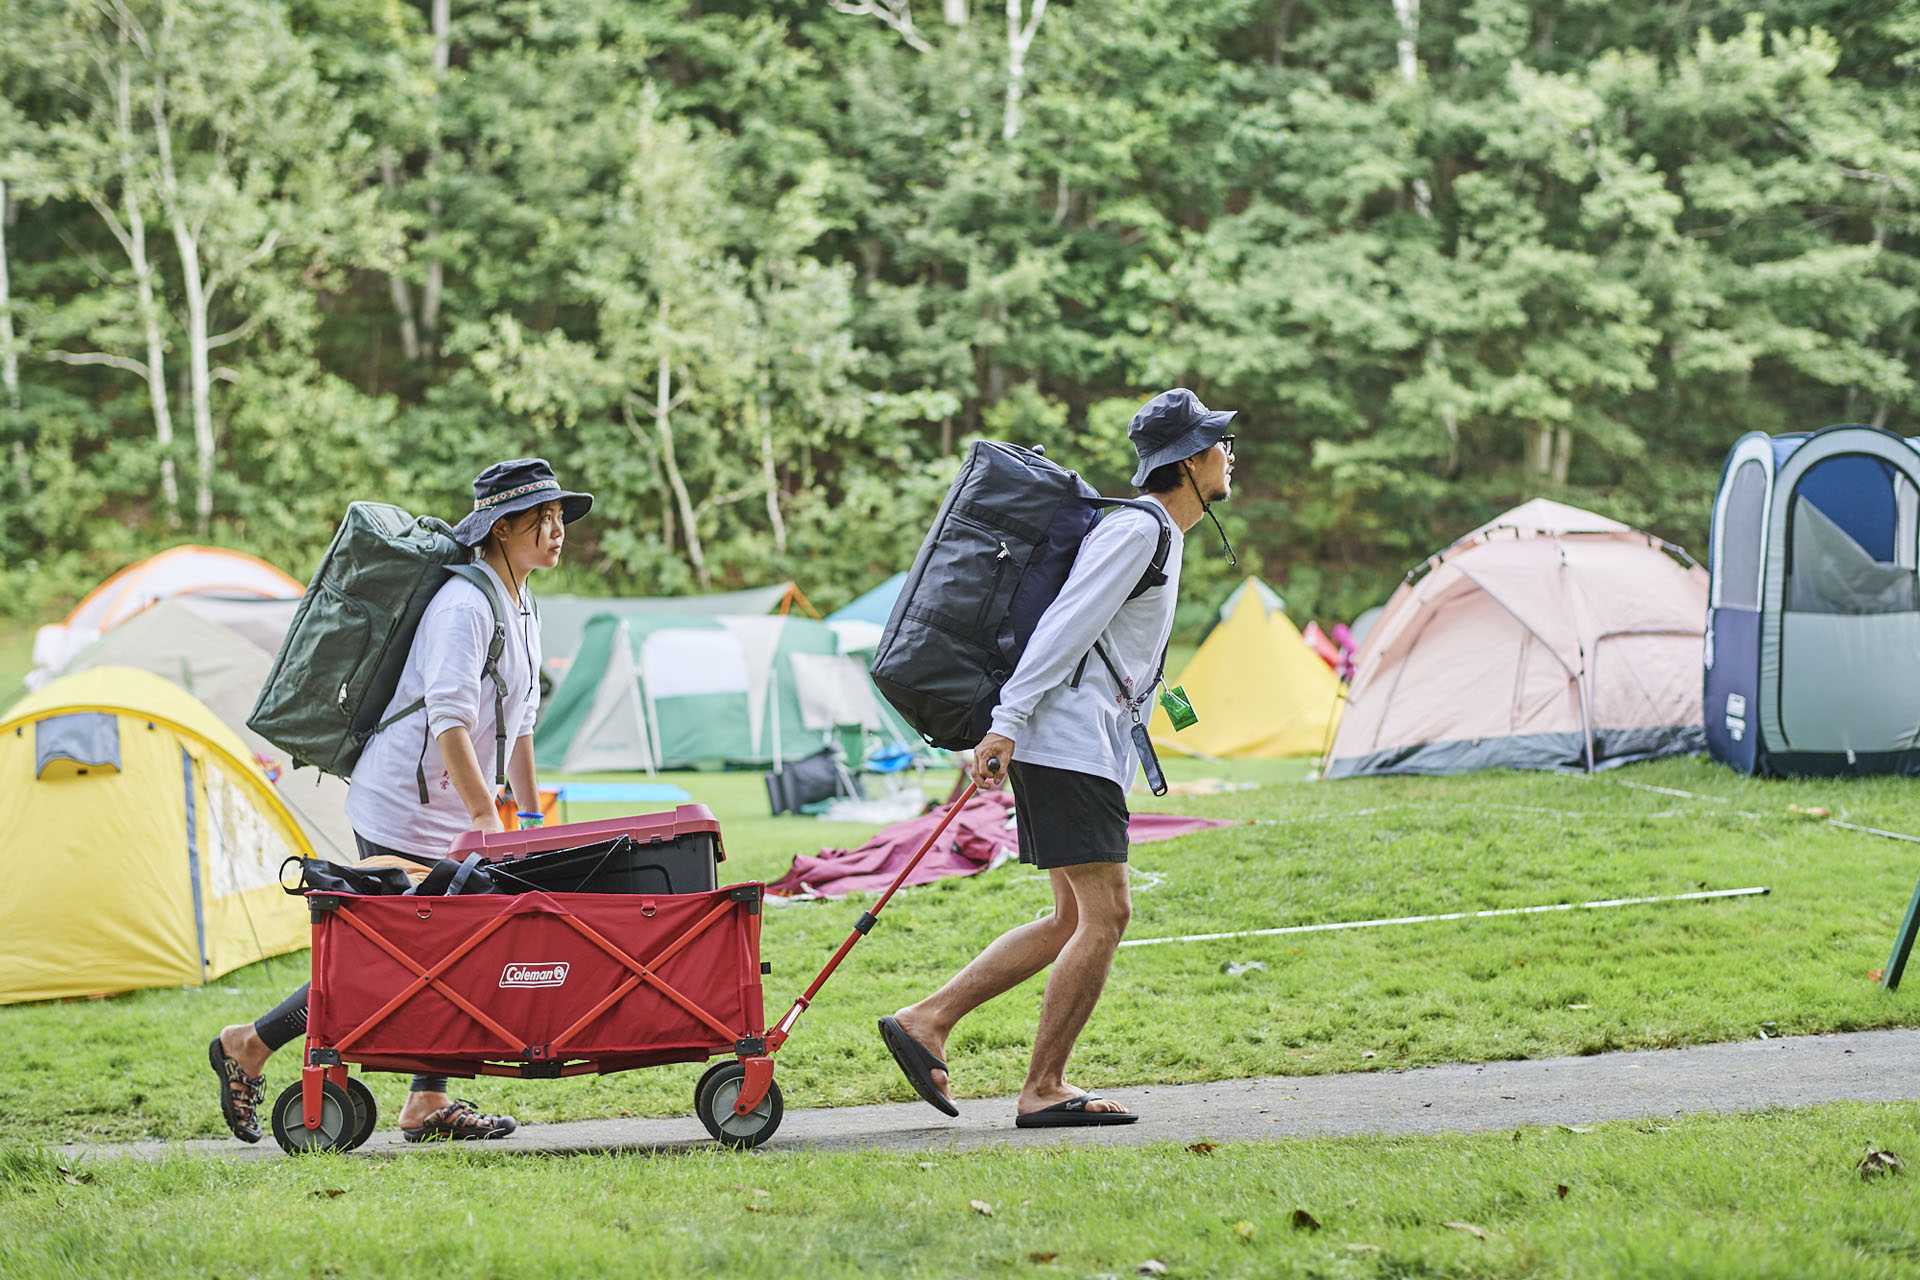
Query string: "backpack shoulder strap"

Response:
xmin=1093 ymin=497 xmax=1174 ymax=600
xmin=431 ymin=563 xmax=510 ymax=799
xmin=1068 ymin=500 xmax=1177 ymax=692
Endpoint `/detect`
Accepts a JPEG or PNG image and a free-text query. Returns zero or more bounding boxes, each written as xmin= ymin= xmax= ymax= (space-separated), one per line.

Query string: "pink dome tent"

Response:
xmin=1323 ymin=500 xmax=1708 ymax=778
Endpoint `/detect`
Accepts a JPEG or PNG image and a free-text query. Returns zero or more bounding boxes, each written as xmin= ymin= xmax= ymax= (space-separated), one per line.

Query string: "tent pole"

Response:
xmin=770 ymin=665 xmax=782 ymax=773
xmin=638 ymin=634 xmax=665 ymax=777
xmin=181 ymin=748 xmax=210 ymax=984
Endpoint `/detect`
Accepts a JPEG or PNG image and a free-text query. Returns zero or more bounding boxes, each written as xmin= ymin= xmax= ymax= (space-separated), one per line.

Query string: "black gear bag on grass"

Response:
xmin=247 ymin=502 xmax=512 ymax=801
xmin=870 ymin=441 xmax=1171 ymax=751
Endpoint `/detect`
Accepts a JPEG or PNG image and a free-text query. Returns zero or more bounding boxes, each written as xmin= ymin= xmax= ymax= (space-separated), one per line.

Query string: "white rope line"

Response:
xmin=1117 ymin=886 xmax=1771 ymax=949
xmin=1247 ymin=802 xmax=1693 ymax=825
xmin=1605 ymin=777 xmax=1920 ymax=846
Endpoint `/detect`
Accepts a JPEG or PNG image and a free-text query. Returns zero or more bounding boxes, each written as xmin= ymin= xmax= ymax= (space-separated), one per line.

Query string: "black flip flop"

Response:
xmin=208 ymin=1036 xmax=264 ymax=1144
xmin=878 ymin=1015 xmax=959 ymax=1117
xmin=1015 ymin=1095 xmax=1138 ymax=1127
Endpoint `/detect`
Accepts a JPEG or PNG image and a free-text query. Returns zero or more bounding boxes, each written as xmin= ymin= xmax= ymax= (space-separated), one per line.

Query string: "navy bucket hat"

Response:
xmin=450 ymin=458 xmax=594 ymax=547
xmin=1128 ymin=388 xmax=1237 ymax=487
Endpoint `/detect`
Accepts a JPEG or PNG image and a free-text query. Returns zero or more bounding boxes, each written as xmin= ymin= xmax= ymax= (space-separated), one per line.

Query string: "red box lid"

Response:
xmin=447 ymin=804 xmax=725 ymax=862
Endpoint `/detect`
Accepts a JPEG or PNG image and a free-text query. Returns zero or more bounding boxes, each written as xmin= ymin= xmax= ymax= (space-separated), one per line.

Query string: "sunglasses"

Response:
xmin=1218 ymin=434 xmax=1235 ymax=458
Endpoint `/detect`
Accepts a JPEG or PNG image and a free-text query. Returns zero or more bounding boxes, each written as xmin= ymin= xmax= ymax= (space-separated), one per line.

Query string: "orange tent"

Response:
xmin=31 ymin=546 xmax=302 ymax=688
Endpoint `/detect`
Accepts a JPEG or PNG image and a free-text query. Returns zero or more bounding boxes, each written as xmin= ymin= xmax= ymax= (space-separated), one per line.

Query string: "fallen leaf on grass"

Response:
xmin=1869 ymin=969 xmax=1886 ymax=982
xmin=1442 ymin=1222 xmax=1488 ymax=1240
xmin=744 ymin=1204 xmax=764 ymax=1214
xmin=1361 ymin=1050 xmax=1376 ymax=1060
xmin=1346 ymin=1243 xmax=1381 ymax=1254
xmin=1858 ymin=1148 xmax=1905 ymax=1180
xmin=970 ymin=1199 xmax=994 ymax=1216
xmin=1556 ymin=1184 xmax=1570 ymax=1199
xmin=1187 ymin=1142 xmax=1219 ymax=1156
xmin=1557 ymin=1124 xmax=1594 ymax=1134
xmin=1027 ymin=1252 xmax=1058 ymax=1264
xmin=1136 ymin=1262 xmax=1167 ymax=1275
xmin=56 ymin=1166 xmax=93 ymax=1186
xmin=1568 ymin=1004 xmax=1592 ymax=1010
xmin=1290 ymin=1209 xmax=1321 ymax=1232
xmin=311 ymin=1188 xmax=346 ymax=1199
xmin=1232 ymin=1220 xmax=1256 ymax=1241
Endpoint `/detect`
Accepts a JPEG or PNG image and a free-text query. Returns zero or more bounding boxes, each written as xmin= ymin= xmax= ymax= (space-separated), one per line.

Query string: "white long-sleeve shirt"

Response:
xmin=988 ymin=505 xmax=1183 ymax=788
xmin=346 ymin=559 xmax=541 ymax=857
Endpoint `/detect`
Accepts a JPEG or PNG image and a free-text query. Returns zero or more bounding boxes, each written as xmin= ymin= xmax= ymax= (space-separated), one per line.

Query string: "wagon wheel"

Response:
xmin=695 ymin=1061 xmax=783 ymax=1149
xmin=269 ymin=1078 xmax=357 ymax=1155
xmin=342 ymin=1076 xmax=378 ymax=1151
xmin=693 ymin=1060 xmax=735 ymax=1122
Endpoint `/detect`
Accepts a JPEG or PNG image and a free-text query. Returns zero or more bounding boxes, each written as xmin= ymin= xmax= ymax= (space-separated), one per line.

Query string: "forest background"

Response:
xmin=3 ymin=0 xmax=1917 ymax=640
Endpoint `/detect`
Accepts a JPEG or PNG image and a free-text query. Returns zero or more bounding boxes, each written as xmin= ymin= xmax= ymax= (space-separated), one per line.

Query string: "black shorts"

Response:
xmin=1009 ymin=760 xmax=1130 ymax=869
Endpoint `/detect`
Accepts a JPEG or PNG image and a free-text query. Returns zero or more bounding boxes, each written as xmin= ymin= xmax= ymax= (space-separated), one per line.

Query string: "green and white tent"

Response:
xmin=534 ymin=612 xmax=918 ymax=773
xmin=537 ymin=582 xmax=803 ymax=685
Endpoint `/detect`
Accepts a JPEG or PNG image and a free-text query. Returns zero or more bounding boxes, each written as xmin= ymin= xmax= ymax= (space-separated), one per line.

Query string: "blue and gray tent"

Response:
xmin=1706 ymin=426 xmax=1920 ymax=776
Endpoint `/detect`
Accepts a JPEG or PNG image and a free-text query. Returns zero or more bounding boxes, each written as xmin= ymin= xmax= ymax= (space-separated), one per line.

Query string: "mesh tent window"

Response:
xmin=1785 ymin=456 xmax=1919 ymax=616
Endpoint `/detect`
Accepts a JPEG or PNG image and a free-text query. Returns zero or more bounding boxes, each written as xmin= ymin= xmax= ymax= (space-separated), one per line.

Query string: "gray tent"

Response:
xmin=61 ymin=601 xmax=356 ymax=861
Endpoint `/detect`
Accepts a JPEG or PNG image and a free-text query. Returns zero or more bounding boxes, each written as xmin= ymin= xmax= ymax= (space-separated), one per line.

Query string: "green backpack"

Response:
xmin=248 ymin=502 xmax=513 ymax=802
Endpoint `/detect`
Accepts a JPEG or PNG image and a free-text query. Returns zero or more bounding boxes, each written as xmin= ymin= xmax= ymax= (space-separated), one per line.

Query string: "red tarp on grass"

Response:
xmin=766 ymin=789 xmax=1234 ymax=899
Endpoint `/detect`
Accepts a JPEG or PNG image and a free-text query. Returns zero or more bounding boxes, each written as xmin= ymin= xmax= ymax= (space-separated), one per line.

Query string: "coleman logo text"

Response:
xmin=500 ymin=962 xmax=569 ymax=988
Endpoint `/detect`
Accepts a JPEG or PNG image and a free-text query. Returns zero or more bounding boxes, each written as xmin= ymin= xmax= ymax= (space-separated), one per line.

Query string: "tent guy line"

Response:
xmin=1606 ymin=777 xmax=1920 ymax=847
xmin=1115 ymin=887 xmax=1771 ymax=949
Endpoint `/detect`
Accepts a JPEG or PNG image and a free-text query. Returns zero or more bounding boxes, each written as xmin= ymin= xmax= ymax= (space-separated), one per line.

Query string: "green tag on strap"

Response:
xmin=1159 ymin=684 xmax=1198 ymax=731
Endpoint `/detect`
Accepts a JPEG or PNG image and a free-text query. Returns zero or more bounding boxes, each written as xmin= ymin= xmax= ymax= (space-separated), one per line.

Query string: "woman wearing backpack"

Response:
xmin=207 ymin=459 xmax=591 ymax=1144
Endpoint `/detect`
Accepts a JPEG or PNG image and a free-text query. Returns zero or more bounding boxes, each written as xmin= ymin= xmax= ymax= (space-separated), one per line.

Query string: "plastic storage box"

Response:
xmin=447 ymin=804 xmax=725 ymax=895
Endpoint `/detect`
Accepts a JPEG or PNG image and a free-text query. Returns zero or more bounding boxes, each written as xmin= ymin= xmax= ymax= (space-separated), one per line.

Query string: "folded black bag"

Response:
xmin=281 ymin=857 xmax=416 ymax=897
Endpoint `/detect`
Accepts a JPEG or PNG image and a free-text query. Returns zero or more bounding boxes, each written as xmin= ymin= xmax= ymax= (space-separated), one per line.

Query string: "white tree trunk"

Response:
xmin=172 ymin=216 xmax=216 ymax=531
xmin=1392 ymin=0 xmax=1417 ymax=82
xmin=149 ymin=64 xmax=215 ymax=530
xmin=420 ymin=0 xmax=451 ymax=348
xmin=97 ymin=37 xmax=180 ymax=515
xmin=655 ymin=344 xmax=708 ymax=587
xmin=0 ymin=179 xmax=24 ymax=500
xmin=378 ymin=152 xmax=422 ymax=361
xmin=1392 ymin=0 xmax=1431 ymax=216
xmin=1003 ymin=0 xmax=1047 ymax=143
xmin=760 ymin=418 xmax=787 ymax=555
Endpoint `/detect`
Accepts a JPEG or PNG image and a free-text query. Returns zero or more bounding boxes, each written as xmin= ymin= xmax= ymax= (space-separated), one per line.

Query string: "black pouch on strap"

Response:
xmin=281 ymin=857 xmax=417 ymax=897
xmin=406 ymin=852 xmax=498 ymax=897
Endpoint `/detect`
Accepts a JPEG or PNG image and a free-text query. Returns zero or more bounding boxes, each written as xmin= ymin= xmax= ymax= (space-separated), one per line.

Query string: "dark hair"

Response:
xmin=1137 ymin=460 xmax=1187 ymax=495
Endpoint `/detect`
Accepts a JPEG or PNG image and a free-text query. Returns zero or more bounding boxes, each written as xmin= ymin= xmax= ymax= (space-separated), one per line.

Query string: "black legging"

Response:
xmin=252 ymin=833 xmax=446 ymax=1095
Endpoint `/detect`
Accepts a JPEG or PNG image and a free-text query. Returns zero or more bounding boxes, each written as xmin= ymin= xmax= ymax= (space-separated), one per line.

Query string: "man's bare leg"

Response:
xmin=890 ymin=875 xmax=1081 ymax=1103
xmin=1019 ymin=860 xmax=1131 ymax=1115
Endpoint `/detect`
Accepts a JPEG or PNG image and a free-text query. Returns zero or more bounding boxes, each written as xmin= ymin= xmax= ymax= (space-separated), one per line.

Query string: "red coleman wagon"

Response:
xmin=270 ymin=786 xmax=986 ymax=1154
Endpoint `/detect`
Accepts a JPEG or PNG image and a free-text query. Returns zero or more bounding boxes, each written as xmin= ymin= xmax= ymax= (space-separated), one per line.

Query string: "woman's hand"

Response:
xmin=470 ymin=809 xmax=506 ymax=837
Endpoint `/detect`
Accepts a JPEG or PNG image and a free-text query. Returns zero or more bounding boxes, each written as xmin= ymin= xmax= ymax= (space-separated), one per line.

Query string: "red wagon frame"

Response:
xmin=276 ymin=780 xmax=985 ymax=1153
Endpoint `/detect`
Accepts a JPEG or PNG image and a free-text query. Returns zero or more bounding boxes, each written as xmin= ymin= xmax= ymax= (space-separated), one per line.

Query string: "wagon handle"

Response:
xmin=763 ymin=764 xmax=994 ymax=1051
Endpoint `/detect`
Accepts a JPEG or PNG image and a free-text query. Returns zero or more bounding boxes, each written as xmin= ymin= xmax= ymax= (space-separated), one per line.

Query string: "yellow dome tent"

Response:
xmin=0 ymin=667 xmax=315 ymax=1004
xmin=1149 ymin=582 xmax=1345 ymax=758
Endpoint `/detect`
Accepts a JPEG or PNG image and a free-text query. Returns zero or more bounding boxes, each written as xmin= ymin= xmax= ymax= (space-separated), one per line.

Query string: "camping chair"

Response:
xmin=765 ymin=747 xmax=860 ymax=816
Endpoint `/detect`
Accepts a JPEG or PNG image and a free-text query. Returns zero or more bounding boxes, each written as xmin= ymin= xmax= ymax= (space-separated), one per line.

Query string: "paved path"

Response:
xmin=76 ymin=1027 xmax=1920 ymax=1163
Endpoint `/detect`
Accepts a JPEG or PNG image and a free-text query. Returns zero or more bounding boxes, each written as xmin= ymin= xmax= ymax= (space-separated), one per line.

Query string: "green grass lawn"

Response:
xmin=3 ymin=1103 xmax=1916 ymax=1278
xmin=0 ymin=619 xmax=33 ymax=718
xmin=5 ymin=747 xmax=1919 ymax=1277
xmin=3 ymin=754 xmax=1915 ymax=1149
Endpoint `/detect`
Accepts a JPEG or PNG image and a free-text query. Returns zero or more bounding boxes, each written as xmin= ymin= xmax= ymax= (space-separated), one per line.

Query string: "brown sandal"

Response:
xmin=207 ymin=1036 xmax=264 ymax=1144
xmin=400 ymin=1099 xmax=518 ymax=1143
